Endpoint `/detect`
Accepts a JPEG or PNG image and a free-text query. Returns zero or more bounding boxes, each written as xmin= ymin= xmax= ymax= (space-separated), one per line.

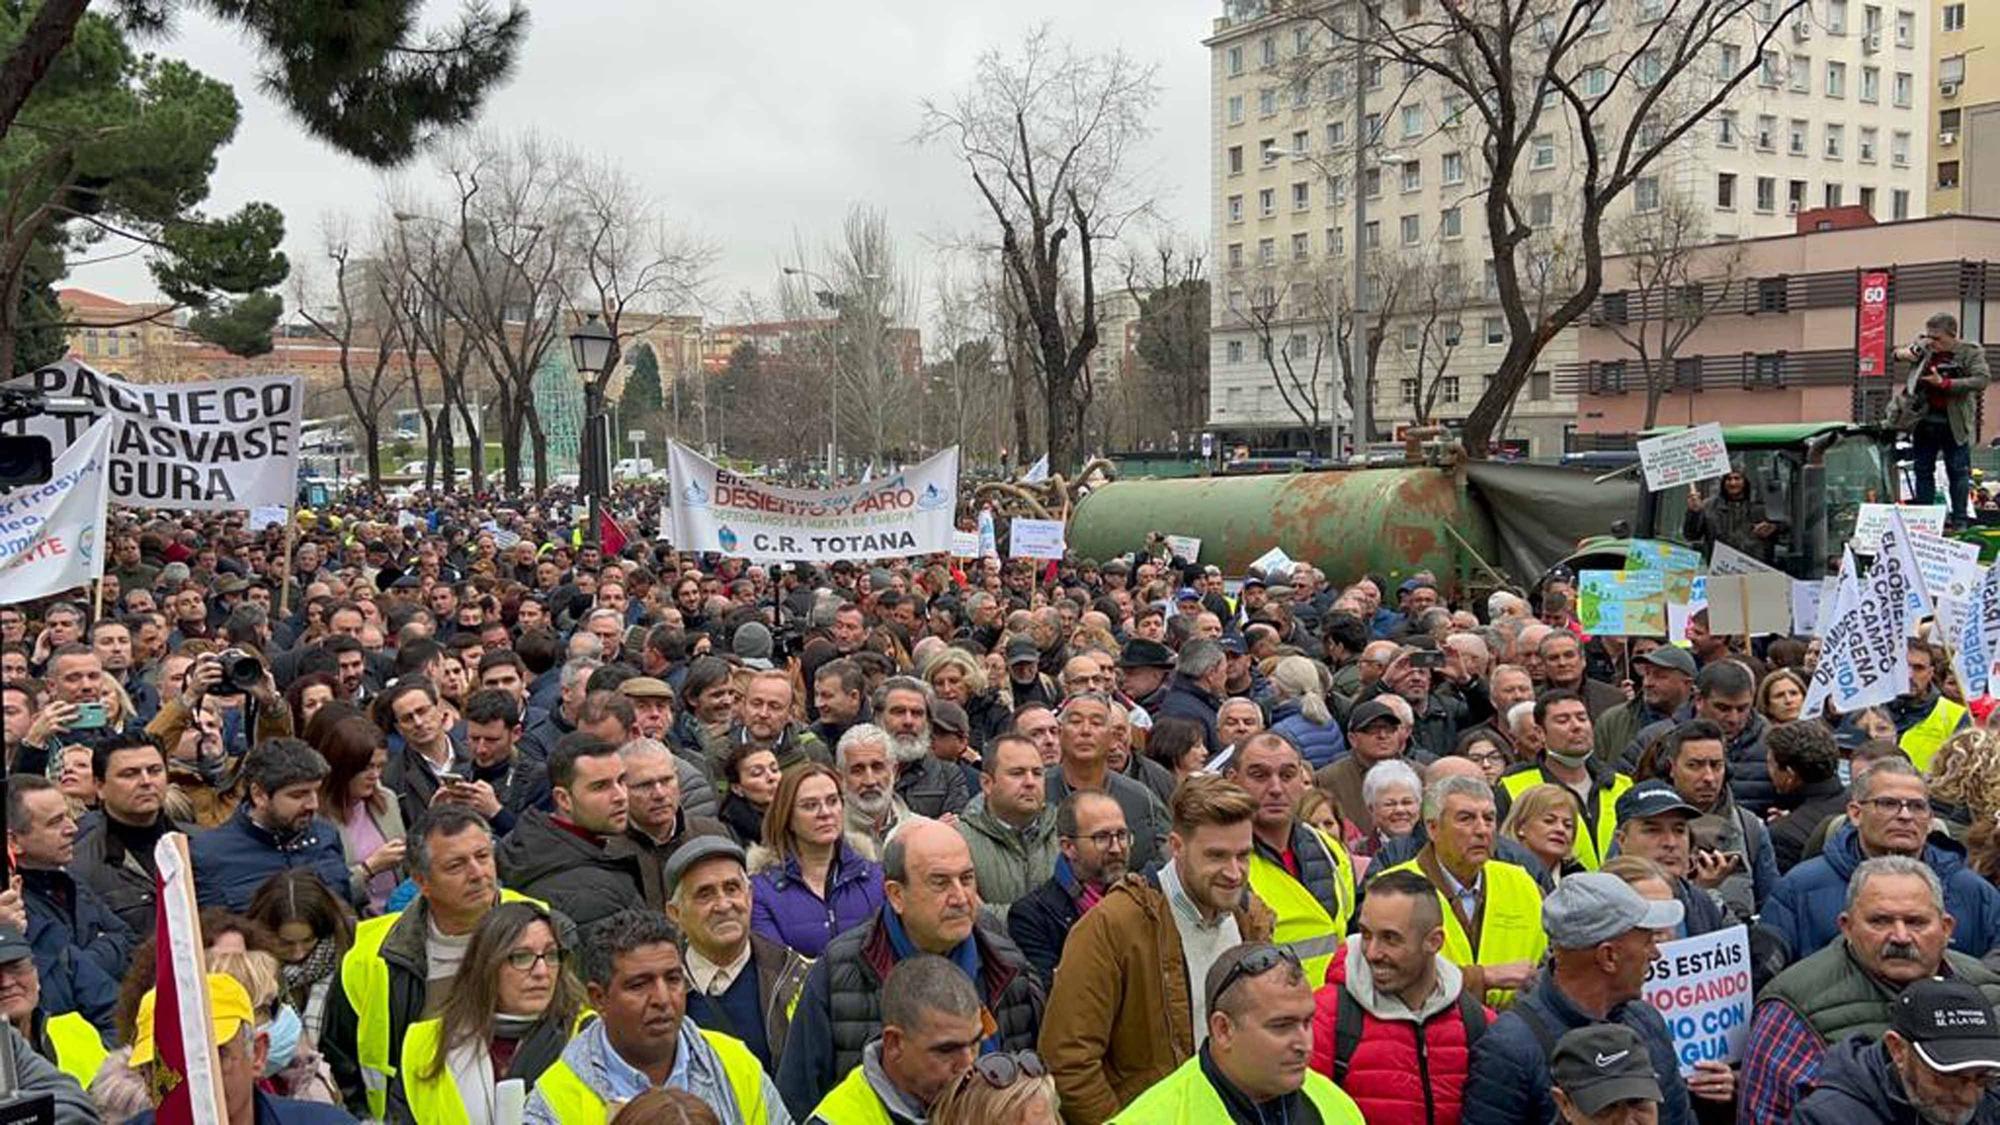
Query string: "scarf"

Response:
xmin=282 ymin=938 xmax=341 ymax=999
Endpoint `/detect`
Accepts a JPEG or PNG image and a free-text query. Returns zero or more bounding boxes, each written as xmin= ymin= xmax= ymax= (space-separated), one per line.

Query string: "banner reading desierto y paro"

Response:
xmin=666 ymin=441 xmax=958 ymax=561
xmin=2 ymin=359 xmax=302 ymax=511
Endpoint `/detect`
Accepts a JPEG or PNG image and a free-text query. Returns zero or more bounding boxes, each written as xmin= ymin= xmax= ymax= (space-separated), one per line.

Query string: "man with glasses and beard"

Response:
xmin=1008 ymin=791 xmax=1131 ymax=986
xmin=872 ymin=678 xmax=970 ymax=819
xmin=1741 ymin=856 xmax=2000 ymax=1123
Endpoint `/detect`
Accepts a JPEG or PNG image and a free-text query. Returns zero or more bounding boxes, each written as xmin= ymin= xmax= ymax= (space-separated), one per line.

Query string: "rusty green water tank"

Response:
xmin=1068 ymin=466 xmax=1496 ymax=593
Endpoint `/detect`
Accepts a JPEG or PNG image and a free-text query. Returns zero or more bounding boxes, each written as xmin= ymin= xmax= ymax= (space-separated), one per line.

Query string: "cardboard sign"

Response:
xmin=1705 ymin=573 xmax=1794 ymax=636
xmin=1164 ymin=534 xmax=1203 ymax=564
xmin=1642 ymin=924 xmax=1753 ymax=1076
xmin=1627 ymin=540 xmax=1704 ymax=575
xmin=1851 ymin=504 xmax=1948 ymax=553
xmin=951 ymin=530 xmax=980 ymax=558
xmin=1910 ymin=532 xmax=1983 ymax=603
xmin=1791 ymin=579 xmax=1826 ymax=636
xmin=1251 ymin=545 xmax=1294 ymax=577
xmin=1709 ymin=542 xmax=1781 ymax=576
xmin=248 ymin=505 xmax=289 ymax=532
xmin=1579 ymin=569 xmax=1667 ymax=636
xmin=1636 ymin=422 xmax=1730 ymax=492
xmin=1009 ymin=518 xmax=1067 ymax=560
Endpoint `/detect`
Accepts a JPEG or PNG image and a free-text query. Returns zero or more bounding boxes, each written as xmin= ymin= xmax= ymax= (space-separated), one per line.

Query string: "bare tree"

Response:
xmin=291 ymin=220 xmax=410 ymax=488
xmin=1123 ymin=238 xmax=1210 ymax=450
xmin=378 ymin=215 xmax=486 ymax=491
xmin=779 ymin=206 xmax=917 ymax=469
xmin=1402 ymin=259 xmax=1468 ymax=424
xmin=1602 ymin=192 xmax=1746 ymax=428
xmin=919 ymin=27 xmax=1159 ymax=474
xmin=1291 ymin=0 xmax=1808 ymax=455
xmin=927 ymin=256 xmax=1007 ymax=463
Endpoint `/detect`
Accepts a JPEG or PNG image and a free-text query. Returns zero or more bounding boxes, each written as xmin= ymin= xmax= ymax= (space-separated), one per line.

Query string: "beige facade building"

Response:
xmin=1204 ymin=0 xmax=1932 ymax=457
xmin=1929 ymin=0 xmax=1999 ymax=215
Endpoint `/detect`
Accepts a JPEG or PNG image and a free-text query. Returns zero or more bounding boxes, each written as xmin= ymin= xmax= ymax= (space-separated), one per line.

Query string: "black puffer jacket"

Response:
xmin=1794 ymin=1033 xmax=2000 ymax=1124
xmin=497 ymin=809 xmax=660 ymax=936
xmin=893 ymin=753 xmax=971 ymax=819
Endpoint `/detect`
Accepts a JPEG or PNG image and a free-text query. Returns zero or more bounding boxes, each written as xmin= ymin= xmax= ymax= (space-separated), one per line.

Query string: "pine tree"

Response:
xmin=619 ymin=343 xmax=663 ymax=416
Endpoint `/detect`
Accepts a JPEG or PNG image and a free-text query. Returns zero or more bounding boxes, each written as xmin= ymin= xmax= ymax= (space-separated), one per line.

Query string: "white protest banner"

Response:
xmin=3 ymin=359 xmax=301 ymax=511
xmin=1009 ymin=518 xmax=1067 ymax=560
xmin=1886 ymin=523 xmax=1937 ymax=634
xmin=1642 ymin=924 xmax=1753 ymax=1075
xmin=977 ymin=507 xmax=998 ymax=560
xmin=1953 ymin=563 xmax=1998 ymax=698
xmin=1251 ymin=545 xmax=1294 ymax=577
xmin=1636 ymin=422 xmax=1729 ymax=492
xmin=247 ymin=505 xmax=289 ymax=532
xmin=665 ymin=440 xmax=958 ymax=561
xmin=1020 ymin=454 xmax=1049 ymax=484
xmin=1790 ymin=579 xmax=1825 ymax=637
xmin=0 ymin=416 xmax=114 ymax=605
xmin=951 ymin=530 xmax=980 ymax=558
xmin=1709 ymin=541 xmax=1782 ymax=576
xmin=1910 ymin=532 xmax=1983 ymax=604
xmin=1164 ymin=534 xmax=1202 ymax=564
xmin=1805 ymin=517 xmax=1915 ymax=715
xmin=1851 ymin=503 xmax=1948 ymax=553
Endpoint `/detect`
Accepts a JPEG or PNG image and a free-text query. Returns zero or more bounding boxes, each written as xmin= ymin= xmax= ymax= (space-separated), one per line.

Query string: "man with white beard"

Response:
xmin=872 ymin=677 xmax=971 ymax=819
xmin=837 ymin=723 xmax=913 ymax=853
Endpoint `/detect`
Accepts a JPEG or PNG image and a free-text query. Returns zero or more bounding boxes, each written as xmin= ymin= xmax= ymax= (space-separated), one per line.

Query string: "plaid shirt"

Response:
xmin=1737 ymin=1000 xmax=1822 ymax=1124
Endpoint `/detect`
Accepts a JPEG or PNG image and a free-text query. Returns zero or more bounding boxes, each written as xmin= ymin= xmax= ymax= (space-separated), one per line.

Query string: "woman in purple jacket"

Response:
xmin=749 ymin=762 xmax=885 ymax=957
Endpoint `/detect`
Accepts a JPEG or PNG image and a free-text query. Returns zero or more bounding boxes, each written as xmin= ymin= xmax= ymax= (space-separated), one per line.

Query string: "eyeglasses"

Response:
xmin=1208 ymin=945 xmax=1301 ymax=1008
xmin=1865 ymin=797 xmax=1930 ymax=818
xmin=961 ymin=1051 xmax=1047 ymax=1090
xmin=1064 ymin=829 xmax=1132 ymax=849
xmin=504 ymin=947 xmax=564 ymax=972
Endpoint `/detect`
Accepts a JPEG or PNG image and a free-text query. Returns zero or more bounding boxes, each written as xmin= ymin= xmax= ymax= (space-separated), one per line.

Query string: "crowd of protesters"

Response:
xmin=8 ymin=480 xmax=2000 ymax=1124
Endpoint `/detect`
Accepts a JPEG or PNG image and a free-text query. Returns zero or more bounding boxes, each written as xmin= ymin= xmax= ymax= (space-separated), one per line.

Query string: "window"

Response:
xmin=1259 ymin=188 xmax=1276 ymax=217
xmin=1443 ymin=322 xmax=1462 ymax=347
xmin=1789 ymin=179 xmax=1808 ymax=210
xmin=1364 ymin=168 xmax=1382 ymax=197
xmin=1893 ymin=188 xmax=1911 ymax=219
xmin=1260 ymin=137 xmax=1278 ymax=163
xmin=1896 ymin=8 xmax=1915 ymax=47
xmin=1228 ymin=145 xmax=1244 ymax=175
xmin=1484 ymin=259 xmax=1498 ymax=297
xmin=1824 ymin=182 xmax=1843 ymax=207
xmin=1287 ymin=334 xmax=1309 ymax=359
xmin=1861 ymin=66 xmax=1880 ymax=102
xmin=1259 ymin=88 xmax=1277 ymax=116
xmin=1227 ymin=46 xmax=1243 ymax=76
xmin=1365 ymin=112 xmax=1383 ymax=142
xmin=1401 ymin=161 xmax=1422 ymax=192
xmin=1756 ymin=176 xmax=1777 ymax=212
xmin=1756 ymin=114 xmax=1778 ymax=150
xmin=1441 ymin=264 xmax=1462 ymax=298
xmin=1402 ymin=105 xmax=1424 ymax=139
xmin=1717 ymin=43 xmax=1742 ymax=78
xmin=1258 ymin=238 xmax=1276 ymax=265
xmin=1330 ymin=174 xmax=1348 ymax=203
xmin=1227 ymin=243 xmax=1244 ymax=269
xmin=1753 ymin=353 xmax=1784 ymax=386
xmin=1439 ymin=376 xmax=1461 ymax=403
xmin=1294 ymin=26 xmax=1312 ymax=54
xmin=1635 ymin=176 xmax=1662 ymax=212
xmin=1291 ymin=81 xmax=1309 ymax=110
xmin=1226 ymin=339 xmax=1245 ymax=363
xmin=1859 ymin=185 xmax=1877 ymax=214
xmin=1402 ymin=325 xmax=1420 ymax=351
xmin=1260 ymin=36 xmax=1276 ymax=67
xmin=1640 ymin=0 xmax=1666 ymax=20
xmin=1894 ymin=71 xmax=1913 ymax=106
xmin=1291 ymin=232 xmax=1310 ymax=261
xmin=1530 ymin=371 xmax=1552 ymax=401
xmin=1943 ymin=107 xmax=1964 ymax=131
xmin=1828 ymin=0 xmax=1849 ymax=33
xmin=1940 ymin=160 xmax=1962 ymax=189
xmin=1401 ymin=215 xmax=1421 ymax=245
xmin=1790 ymin=55 xmax=1811 ymax=93
xmin=1826 ymin=61 xmax=1846 ymax=98
xmin=1636 ymin=52 xmax=1664 ymax=86
xmin=1531 ymin=134 xmax=1556 ymax=169
xmin=1860 ymin=126 xmax=1878 ymax=162
xmin=1442 ymin=95 xmax=1468 ymax=126
xmin=1760 ymin=50 xmax=1782 ymax=86
xmin=1292 ymin=181 xmax=1311 ymax=210
xmin=1291 ymin=129 xmax=1309 ymax=155
xmin=1441 ymin=207 xmax=1463 ymax=238
xmin=1717 ymin=172 xmax=1738 ymax=210
xmin=1789 ymin=119 xmax=1809 ymax=155
xmin=1228 ymin=96 xmax=1244 ymax=125
xmin=1717 ymin=110 xmax=1739 ymax=147
xmin=1865 ymin=4 xmax=1883 ymax=32
xmin=1672 ymin=356 xmax=1701 ymax=391
xmin=1892 ymin=129 xmax=1911 ymax=165
xmin=1485 ymin=317 xmax=1505 ymax=345
xmin=1364 ymin=220 xmax=1381 ymax=248
xmin=1366 ymin=59 xmax=1383 ymax=89
xmin=1228 ymin=195 xmax=1244 ymax=223
xmin=1945 ymin=4 xmax=1966 ymax=32
xmin=1325 ymin=227 xmax=1342 ymax=254
xmin=1326 ymin=122 xmax=1344 ymax=148
xmin=1582 ymin=66 xmax=1609 ymax=97
xmin=1943 ymin=55 xmax=1968 ymax=84
xmin=1442 ymin=151 xmax=1465 ymax=184
xmin=1825 ymin=123 xmax=1844 ymax=159
xmin=1530 ymin=192 xmax=1554 ymax=226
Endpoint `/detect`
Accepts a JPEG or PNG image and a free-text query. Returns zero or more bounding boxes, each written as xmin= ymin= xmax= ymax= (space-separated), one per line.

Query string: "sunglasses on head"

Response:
xmin=959 ymin=1051 xmax=1047 ymax=1091
xmin=1210 ymin=945 xmax=1302 ymax=1009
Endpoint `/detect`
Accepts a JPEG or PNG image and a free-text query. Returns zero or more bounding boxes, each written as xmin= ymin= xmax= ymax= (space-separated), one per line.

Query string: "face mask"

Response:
xmin=1547 ymin=748 xmax=1592 ymax=770
xmin=261 ymin=1004 xmax=302 ymax=1075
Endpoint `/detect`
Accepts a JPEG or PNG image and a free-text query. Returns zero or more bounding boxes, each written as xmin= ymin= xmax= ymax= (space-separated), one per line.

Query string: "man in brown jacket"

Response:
xmin=1036 ymin=773 xmax=1275 ymax=1125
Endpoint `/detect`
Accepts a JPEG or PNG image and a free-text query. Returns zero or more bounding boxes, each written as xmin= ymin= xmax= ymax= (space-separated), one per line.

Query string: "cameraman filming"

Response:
xmin=1894 ymin=312 xmax=1991 ymax=529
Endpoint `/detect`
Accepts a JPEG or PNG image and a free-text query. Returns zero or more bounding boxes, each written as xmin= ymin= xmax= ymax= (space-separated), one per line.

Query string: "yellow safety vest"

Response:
xmin=340 ymin=889 xmax=542 ymax=1119
xmin=1245 ymin=826 xmax=1355 ymax=988
xmin=534 ymin=1026 xmax=770 ymax=1125
xmin=1107 ymin=1053 xmax=1363 ymax=1124
xmin=1501 ymin=768 xmax=1633 ymax=871
xmin=43 ymin=1012 xmax=107 ymax=1090
xmin=401 ymin=1019 xmax=472 ymax=1125
xmin=806 ymin=1064 xmax=895 ymax=1125
xmin=1902 ymin=698 xmax=1968 ymax=772
xmin=1381 ymin=856 xmax=1547 ymax=1009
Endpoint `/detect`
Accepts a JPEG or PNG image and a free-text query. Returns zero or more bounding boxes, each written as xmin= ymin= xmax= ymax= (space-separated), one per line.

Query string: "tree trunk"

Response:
xmin=0 ymin=0 xmax=89 ymax=149
xmin=525 ymin=403 xmax=549 ymax=493
xmin=454 ymin=392 xmax=482 ymax=491
xmin=362 ymin=421 xmax=382 ymax=489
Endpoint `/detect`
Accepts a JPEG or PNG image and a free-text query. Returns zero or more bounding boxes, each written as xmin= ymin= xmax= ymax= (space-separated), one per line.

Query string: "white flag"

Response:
xmin=0 ymin=416 xmax=115 ymax=606
xmin=1805 ymin=519 xmax=1917 ymax=716
xmin=1021 ymin=453 xmax=1049 ymax=484
xmin=1955 ymin=561 xmax=2000 ymax=700
xmin=978 ymin=507 xmax=998 ymax=560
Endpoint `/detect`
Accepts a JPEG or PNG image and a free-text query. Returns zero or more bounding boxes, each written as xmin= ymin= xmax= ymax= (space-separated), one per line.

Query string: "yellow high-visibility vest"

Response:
xmin=533 ymin=1027 xmax=769 ymax=1125
xmin=1108 ymin=1053 xmax=1363 ymax=1123
xmin=806 ymin=1064 xmax=896 ymax=1125
xmin=1501 ymin=768 xmax=1633 ymax=871
xmin=1245 ymin=825 xmax=1355 ymax=988
xmin=1902 ymin=698 xmax=1968 ymax=772
xmin=1380 ymin=856 xmax=1546 ymax=1008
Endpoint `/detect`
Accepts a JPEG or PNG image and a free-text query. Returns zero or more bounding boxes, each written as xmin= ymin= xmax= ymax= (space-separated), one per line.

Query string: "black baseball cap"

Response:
xmin=1615 ymin=780 xmax=1702 ymax=822
xmin=1549 ymin=1024 xmax=1662 ymax=1114
xmin=1118 ymin=638 xmax=1175 ymax=669
xmin=1894 ymin=978 xmax=2000 ymax=1072
xmin=1347 ymin=698 xmax=1403 ymax=732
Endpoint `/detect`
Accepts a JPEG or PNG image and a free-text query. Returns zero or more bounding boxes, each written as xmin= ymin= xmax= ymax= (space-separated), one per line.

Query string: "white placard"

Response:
xmin=248 ymin=504 xmax=289 ymax=532
xmin=1251 ymin=546 xmax=1294 ymax=577
xmin=665 ymin=440 xmax=959 ymax=561
xmin=1636 ymin=422 xmax=1730 ymax=492
xmin=1790 ymin=579 xmax=1825 ymax=636
xmin=1709 ymin=541 xmax=1782 ymax=576
xmin=951 ymin=530 xmax=980 ymax=558
xmin=1642 ymin=924 xmax=1753 ymax=1076
xmin=1009 ymin=518 xmax=1067 ymax=560
xmin=977 ymin=507 xmax=998 ymax=560
xmin=1164 ymin=534 xmax=1202 ymax=564
xmin=1910 ymin=531 xmax=1983 ymax=603
xmin=1851 ymin=503 xmax=1948 ymax=553
xmin=0 ymin=417 xmax=114 ymax=605
xmin=3 ymin=358 xmax=302 ymax=511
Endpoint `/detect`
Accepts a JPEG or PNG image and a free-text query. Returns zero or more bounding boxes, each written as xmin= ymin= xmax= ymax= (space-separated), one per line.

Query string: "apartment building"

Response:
xmin=1930 ymin=0 xmax=1998 ymax=215
xmin=1204 ymin=0 xmax=1930 ymax=457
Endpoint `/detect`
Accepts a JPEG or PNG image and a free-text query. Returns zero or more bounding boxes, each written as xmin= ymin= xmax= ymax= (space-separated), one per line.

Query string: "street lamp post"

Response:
xmin=569 ymin=313 xmax=615 ymax=553
xmin=783 ymin=265 xmax=847 ymax=477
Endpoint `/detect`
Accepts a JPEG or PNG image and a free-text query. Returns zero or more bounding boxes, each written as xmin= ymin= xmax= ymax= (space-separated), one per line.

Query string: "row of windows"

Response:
xmin=1219 ymin=313 xmax=1516 ymax=367
xmin=1713 ymin=114 xmax=1917 ymax=165
xmin=1212 ymin=371 xmax=1557 ymax=410
xmin=1686 ymin=170 xmax=1912 ymax=219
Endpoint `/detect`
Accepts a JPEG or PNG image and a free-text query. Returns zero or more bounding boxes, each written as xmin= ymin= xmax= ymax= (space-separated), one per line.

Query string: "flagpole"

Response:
xmin=154 ymin=833 xmax=226 ymax=1124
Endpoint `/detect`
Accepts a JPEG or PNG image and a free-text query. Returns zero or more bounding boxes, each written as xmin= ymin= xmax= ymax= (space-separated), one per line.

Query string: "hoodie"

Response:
xmin=1310 ymin=935 xmax=1487 ymax=1125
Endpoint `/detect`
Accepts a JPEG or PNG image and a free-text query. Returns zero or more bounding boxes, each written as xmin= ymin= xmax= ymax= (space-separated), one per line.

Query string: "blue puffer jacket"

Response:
xmin=1461 ymin=975 xmax=1691 ymax=1125
xmin=1270 ymin=700 xmax=1347 ymax=768
xmin=1758 ymin=822 xmax=2000 ymax=965
xmin=1630 ymin=711 xmax=1776 ymax=816
xmin=190 ymin=805 xmax=357 ymax=912
xmin=24 ymin=909 xmax=118 ymax=1038
xmin=749 ymin=836 xmax=885 ymax=958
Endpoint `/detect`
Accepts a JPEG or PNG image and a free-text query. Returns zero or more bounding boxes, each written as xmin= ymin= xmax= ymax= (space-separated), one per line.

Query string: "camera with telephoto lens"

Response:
xmin=211 ymin=649 xmax=264 ymax=696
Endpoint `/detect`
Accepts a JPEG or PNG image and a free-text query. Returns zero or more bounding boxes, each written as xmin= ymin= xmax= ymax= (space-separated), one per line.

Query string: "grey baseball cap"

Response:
xmin=1549 ymin=1024 xmax=1663 ymax=1114
xmin=1544 ymin=872 xmax=1684 ymax=949
xmin=0 ymin=928 xmax=28 ymax=966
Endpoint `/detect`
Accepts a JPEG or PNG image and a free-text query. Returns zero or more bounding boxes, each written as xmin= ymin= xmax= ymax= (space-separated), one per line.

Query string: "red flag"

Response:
xmin=150 ymin=834 xmax=225 ymax=1125
xmin=600 ymin=511 xmax=628 ymax=557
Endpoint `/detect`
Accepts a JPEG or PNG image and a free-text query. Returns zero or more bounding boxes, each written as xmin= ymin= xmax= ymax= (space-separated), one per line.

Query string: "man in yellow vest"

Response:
xmin=525 ymin=909 xmax=783 ymax=1124
xmin=1498 ymin=691 xmax=1631 ymax=871
xmin=0 ymin=926 xmax=105 ymax=1089
xmin=1224 ymin=732 xmax=1355 ymax=987
xmin=1894 ymin=640 xmax=1969 ymax=771
xmin=806 ymin=954 xmax=983 ymax=1124
xmin=323 ymin=806 xmax=563 ymax=1120
xmin=1108 ymin=942 xmax=1363 ymax=1123
xmin=1382 ymin=774 xmax=1546 ymax=1008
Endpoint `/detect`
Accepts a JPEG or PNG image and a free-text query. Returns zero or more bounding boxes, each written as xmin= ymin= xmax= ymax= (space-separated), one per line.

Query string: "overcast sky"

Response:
xmin=67 ymin=1 xmax=1217 ymax=329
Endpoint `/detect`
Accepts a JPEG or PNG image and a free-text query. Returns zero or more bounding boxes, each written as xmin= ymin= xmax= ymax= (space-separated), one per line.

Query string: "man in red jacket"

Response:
xmin=1310 ymin=868 xmax=1491 ymax=1125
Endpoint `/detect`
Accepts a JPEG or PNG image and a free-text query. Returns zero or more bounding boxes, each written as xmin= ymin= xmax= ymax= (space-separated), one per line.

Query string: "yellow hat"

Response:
xmin=131 ymin=973 xmax=257 ymax=1067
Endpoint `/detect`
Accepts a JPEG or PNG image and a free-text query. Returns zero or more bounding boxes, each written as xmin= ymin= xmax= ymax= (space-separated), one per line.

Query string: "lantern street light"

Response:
xmin=569 ymin=313 xmax=616 ymax=554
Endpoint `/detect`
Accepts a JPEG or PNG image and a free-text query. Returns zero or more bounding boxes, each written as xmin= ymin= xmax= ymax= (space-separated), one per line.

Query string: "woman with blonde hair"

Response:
xmin=207 ymin=947 xmax=341 ymax=1105
xmin=1499 ymin=783 xmax=1584 ymax=883
xmin=924 ymin=646 xmax=1006 ymax=750
xmin=1268 ymin=656 xmax=1344 ymax=768
xmin=928 ymin=1052 xmax=1058 ymax=1125
xmin=1928 ymin=727 xmax=2000 ymax=836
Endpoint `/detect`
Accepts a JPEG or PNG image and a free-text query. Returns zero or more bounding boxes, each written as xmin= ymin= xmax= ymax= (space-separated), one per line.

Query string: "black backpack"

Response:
xmin=1328 ymin=984 xmax=1490 ymax=1085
